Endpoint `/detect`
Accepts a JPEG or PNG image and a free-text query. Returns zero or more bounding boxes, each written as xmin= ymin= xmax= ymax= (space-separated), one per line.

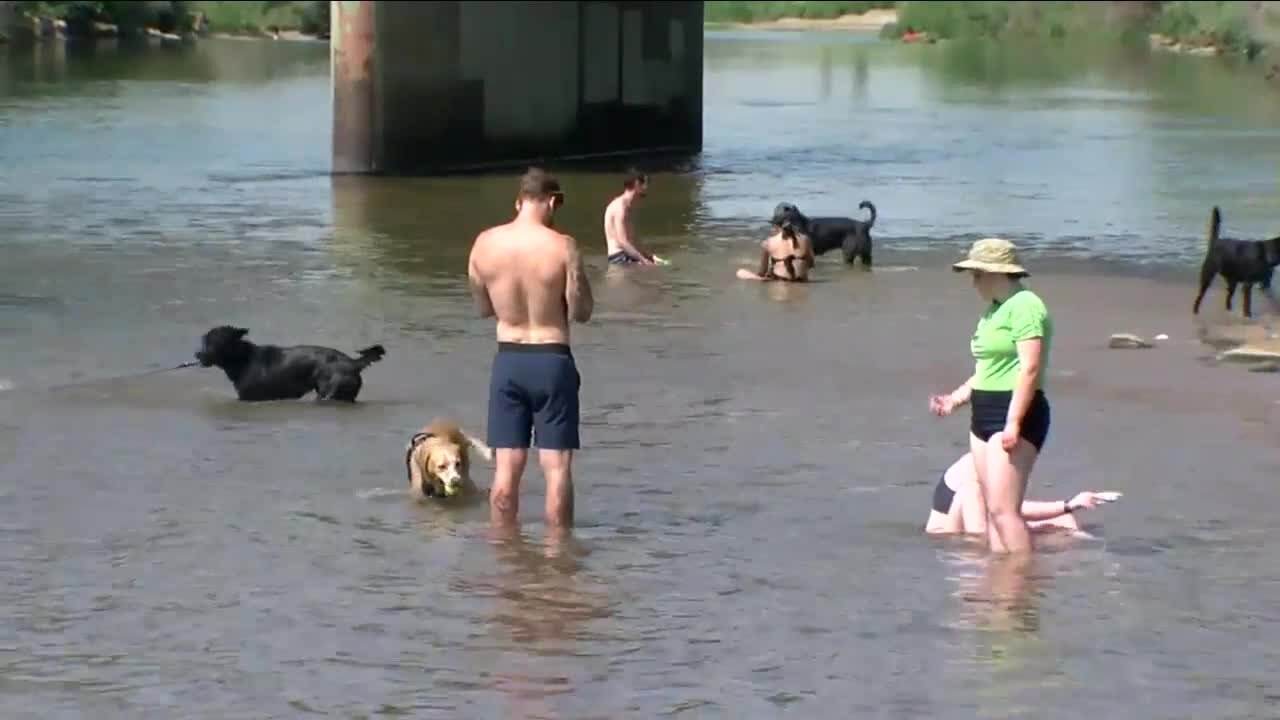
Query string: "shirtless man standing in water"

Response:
xmin=467 ymin=168 xmax=593 ymax=530
xmin=603 ymin=169 xmax=665 ymax=266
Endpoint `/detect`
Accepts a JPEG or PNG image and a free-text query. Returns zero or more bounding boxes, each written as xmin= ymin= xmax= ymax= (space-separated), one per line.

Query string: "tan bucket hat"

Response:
xmin=952 ymin=237 xmax=1030 ymax=276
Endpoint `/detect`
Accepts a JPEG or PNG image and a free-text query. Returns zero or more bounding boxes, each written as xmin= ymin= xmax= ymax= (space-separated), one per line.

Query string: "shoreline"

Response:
xmin=0 ymin=13 xmax=327 ymax=46
xmin=705 ymin=5 xmax=1277 ymax=77
xmin=209 ymin=30 xmax=327 ymax=43
xmin=712 ymin=7 xmax=898 ymax=32
xmin=0 ymin=27 xmax=329 ymax=45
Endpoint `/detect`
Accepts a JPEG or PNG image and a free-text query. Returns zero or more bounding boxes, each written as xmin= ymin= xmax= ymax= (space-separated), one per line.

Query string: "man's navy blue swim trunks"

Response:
xmin=487 ymin=342 xmax=581 ymax=450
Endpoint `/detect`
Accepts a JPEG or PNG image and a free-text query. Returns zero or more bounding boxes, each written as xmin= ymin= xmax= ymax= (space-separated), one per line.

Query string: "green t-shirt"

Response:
xmin=970 ymin=288 xmax=1052 ymax=392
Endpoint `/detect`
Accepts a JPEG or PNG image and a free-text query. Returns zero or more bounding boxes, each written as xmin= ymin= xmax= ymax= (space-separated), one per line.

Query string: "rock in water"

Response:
xmin=1221 ymin=346 xmax=1280 ymax=363
xmin=1108 ymin=333 xmax=1152 ymax=349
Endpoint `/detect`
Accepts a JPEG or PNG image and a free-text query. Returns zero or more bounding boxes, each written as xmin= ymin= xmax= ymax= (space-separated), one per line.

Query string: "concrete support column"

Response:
xmin=330 ymin=1 xmax=703 ymax=175
xmin=374 ymin=1 xmax=462 ymax=174
xmin=331 ymin=0 xmax=377 ymax=174
xmin=686 ymin=1 xmax=706 ymax=151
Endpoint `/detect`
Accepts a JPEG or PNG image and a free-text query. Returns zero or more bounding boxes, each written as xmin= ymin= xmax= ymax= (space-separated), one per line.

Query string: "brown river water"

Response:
xmin=2 ymin=30 xmax=1280 ymax=719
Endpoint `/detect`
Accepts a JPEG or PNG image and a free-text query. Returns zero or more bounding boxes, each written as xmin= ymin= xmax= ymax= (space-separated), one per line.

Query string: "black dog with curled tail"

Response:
xmin=194 ymin=325 xmax=386 ymax=402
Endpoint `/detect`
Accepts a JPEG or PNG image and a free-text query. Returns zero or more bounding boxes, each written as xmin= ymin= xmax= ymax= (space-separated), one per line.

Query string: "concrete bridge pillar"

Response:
xmin=331 ymin=1 xmax=377 ymax=174
xmin=331 ymin=0 xmax=704 ymax=175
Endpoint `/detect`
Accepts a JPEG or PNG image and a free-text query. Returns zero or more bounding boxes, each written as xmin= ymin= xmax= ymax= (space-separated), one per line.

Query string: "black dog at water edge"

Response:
xmin=770 ymin=200 xmax=878 ymax=267
xmin=195 ymin=325 xmax=386 ymax=402
xmin=1192 ymin=206 xmax=1280 ymax=319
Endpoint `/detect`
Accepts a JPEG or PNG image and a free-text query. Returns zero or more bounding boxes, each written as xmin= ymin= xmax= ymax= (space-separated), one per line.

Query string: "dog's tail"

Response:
xmin=353 ymin=344 xmax=386 ymax=369
xmin=858 ymin=200 xmax=877 ymax=228
xmin=1207 ymin=205 xmax=1221 ymax=251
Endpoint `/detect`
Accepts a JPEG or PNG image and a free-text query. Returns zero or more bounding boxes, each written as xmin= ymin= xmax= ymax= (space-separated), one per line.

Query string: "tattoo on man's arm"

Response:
xmin=567 ymin=246 xmax=593 ymax=322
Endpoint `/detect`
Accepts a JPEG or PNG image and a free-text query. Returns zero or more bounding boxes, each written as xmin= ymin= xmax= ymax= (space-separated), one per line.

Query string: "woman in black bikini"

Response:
xmin=736 ymin=222 xmax=815 ymax=282
xmin=924 ymin=452 xmax=1121 ymax=535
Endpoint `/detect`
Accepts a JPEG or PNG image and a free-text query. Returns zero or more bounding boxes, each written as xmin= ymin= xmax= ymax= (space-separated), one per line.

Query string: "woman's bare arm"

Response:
xmin=754 ymin=241 xmax=772 ymax=277
xmin=1023 ymin=492 xmax=1121 ymax=520
xmin=1004 ymin=338 xmax=1043 ymax=440
xmin=1020 ymin=499 xmax=1070 ymax=521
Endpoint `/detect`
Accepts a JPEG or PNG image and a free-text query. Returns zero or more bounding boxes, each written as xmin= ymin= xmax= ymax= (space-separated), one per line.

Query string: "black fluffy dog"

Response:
xmin=195 ymin=325 xmax=386 ymax=402
xmin=1192 ymin=206 xmax=1280 ymax=319
xmin=770 ymin=200 xmax=878 ymax=267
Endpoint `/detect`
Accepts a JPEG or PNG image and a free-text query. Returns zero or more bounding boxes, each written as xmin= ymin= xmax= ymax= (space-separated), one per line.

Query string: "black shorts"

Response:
xmin=969 ymin=389 xmax=1051 ymax=452
xmin=487 ymin=342 xmax=581 ymax=451
xmin=607 ymin=251 xmax=641 ymax=265
xmin=932 ymin=474 xmax=957 ymax=514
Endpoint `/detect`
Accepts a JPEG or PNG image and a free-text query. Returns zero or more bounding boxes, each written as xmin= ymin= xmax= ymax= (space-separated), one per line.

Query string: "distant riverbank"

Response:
xmin=714 ymin=7 xmax=897 ymax=32
xmin=704 ymin=1 xmax=897 ymax=29
xmin=1 ymin=0 xmax=329 ymax=45
xmin=705 ymin=1 xmax=1280 ymax=89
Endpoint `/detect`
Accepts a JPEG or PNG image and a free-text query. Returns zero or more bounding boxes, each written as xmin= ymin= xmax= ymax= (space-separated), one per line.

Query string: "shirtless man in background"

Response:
xmin=603 ymin=169 xmax=665 ymax=266
xmin=467 ymin=168 xmax=594 ymax=530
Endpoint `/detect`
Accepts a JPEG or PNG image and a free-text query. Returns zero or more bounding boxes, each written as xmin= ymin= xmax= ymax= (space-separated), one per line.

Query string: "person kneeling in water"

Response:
xmin=925 ymin=452 xmax=1121 ymax=535
xmin=736 ymin=221 xmax=815 ymax=282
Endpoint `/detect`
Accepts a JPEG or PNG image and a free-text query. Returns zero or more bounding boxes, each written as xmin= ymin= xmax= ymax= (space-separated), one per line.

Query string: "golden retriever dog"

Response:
xmin=404 ymin=419 xmax=493 ymax=500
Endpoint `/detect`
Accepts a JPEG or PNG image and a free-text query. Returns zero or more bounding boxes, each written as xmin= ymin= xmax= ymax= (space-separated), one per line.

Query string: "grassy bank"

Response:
xmin=1148 ymin=1 xmax=1273 ymax=54
xmin=706 ymin=1 xmax=1279 ymax=58
xmin=891 ymin=1 xmax=1136 ymax=42
xmin=704 ymin=1 xmax=895 ymax=25
xmin=195 ymin=1 xmax=329 ymax=36
xmin=10 ymin=1 xmax=329 ymax=37
xmin=889 ymin=1 xmax=1276 ymax=55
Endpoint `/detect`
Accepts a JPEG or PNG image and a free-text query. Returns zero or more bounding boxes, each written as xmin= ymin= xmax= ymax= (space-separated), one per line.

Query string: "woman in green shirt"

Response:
xmin=929 ymin=238 xmax=1053 ymax=555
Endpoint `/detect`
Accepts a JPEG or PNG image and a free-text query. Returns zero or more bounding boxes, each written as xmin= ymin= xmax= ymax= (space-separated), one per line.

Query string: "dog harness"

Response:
xmin=405 ymin=431 xmax=437 ymax=496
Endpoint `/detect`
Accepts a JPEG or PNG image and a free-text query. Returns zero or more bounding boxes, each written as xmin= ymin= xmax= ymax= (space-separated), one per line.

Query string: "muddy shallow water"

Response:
xmin=2 ymin=31 xmax=1280 ymax=720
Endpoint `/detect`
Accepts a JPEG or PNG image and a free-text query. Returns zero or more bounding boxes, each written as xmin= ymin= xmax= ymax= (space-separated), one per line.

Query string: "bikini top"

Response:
xmin=768 ymin=237 xmax=812 ymax=280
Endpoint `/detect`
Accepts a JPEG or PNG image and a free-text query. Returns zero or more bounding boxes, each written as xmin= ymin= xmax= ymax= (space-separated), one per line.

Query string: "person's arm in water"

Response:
xmin=1022 ymin=492 xmax=1118 ymax=521
xmin=565 ymin=237 xmax=593 ymax=323
xmin=736 ymin=240 xmax=774 ymax=281
xmin=755 ymin=240 xmax=772 ymax=277
xmin=606 ymin=202 xmax=655 ymax=264
xmin=467 ymin=236 xmax=495 ymax=318
xmin=1020 ymin=498 xmax=1071 ymax=522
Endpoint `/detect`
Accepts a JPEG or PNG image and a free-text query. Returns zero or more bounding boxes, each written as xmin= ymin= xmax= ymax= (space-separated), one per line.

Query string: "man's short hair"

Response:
xmin=518 ymin=167 xmax=562 ymax=201
xmin=623 ymin=169 xmax=648 ymax=190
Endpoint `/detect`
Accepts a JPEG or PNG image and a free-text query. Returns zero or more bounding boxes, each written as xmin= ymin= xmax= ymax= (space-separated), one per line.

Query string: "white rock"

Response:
xmin=1108 ymin=333 xmax=1152 ymax=349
